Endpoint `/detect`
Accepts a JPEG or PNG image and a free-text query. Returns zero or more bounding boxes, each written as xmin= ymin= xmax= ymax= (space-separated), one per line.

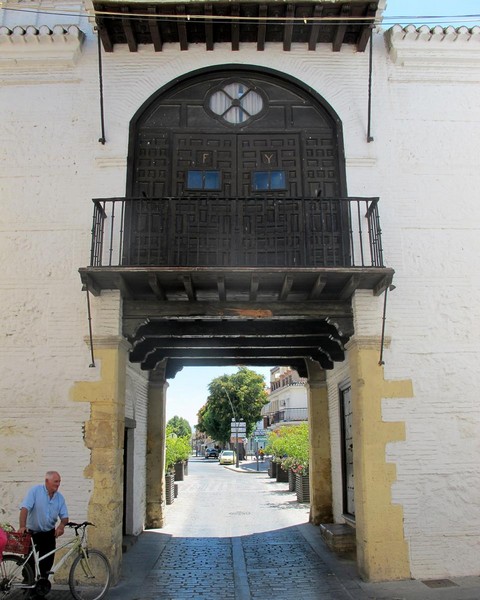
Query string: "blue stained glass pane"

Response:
xmin=204 ymin=171 xmax=221 ymax=190
xmin=187 ymin=170 xmax=203 ymax=189
xmin=253 ymin=172 xmax=269 ymax=191
xmin=270 ymin=170 xmax=286 ymax=190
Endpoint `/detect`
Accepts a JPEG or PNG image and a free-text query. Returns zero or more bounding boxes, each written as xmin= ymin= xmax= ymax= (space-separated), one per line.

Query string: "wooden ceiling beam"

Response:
xmin=249 ymin=275 xmax=259 ymax=301
xmin=279 ymin=275 xmax=293 ymax=301
xmin=182 ymin=275 xmax=196 ymax=301
xmin=357 ymin=3 xmax=377 ymax=52
xmin=96 ymin=20 xmax=113 ymax=53
xmin=217 ymin=275 xmax=227 ymax=301
xmin=339 ymin=275 xmax=360 ymax=301
xmin=114 ymin=274 xmax=134 ymax=300
xmin=283 ymin=4 xmax=295 ymax=51
xmin=121 ymin=7 xmax=137 ymax=52
xmin=309 ymin=275 xmax=326 ymax=300
xmin=130 ymin=334 xmax=345 ymax=361
xmin=133 ymin=318 xmax=343 ymax=339
xmin=333 ymin=4 xmax=350 ymax=52
xmin=142 ymin=348 xmax=333 ymax=370
xmin=148 ymin=7 xmax=163 ymax=51
xmin=148 ymin=274 xmax=166 ymax=300
xmin=164 ymin=358 xmax=308 ymax=378
xmin=122 ymin=301 xmax=354 ymax=338
xmin=308 ymin=5 xmax=323 ymax=51
xmin=176 ymin=5 xmax=189 ymax=51
xmin=82 ymin=274 xmax=101 ymax=296
xmin=373 ymin=274 xmax=393 ymax=297
xmin=231 ymin=3 xmax=240 ymax=51
xmin=205 ymin=3 xmax=214 ymax=50
xmin=257 ymin=5 xmax=267 ymax=51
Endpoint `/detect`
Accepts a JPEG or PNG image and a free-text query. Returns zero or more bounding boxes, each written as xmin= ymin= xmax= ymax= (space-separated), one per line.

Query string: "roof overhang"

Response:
xmin=91 ymin=0 xmax=384 ymax=52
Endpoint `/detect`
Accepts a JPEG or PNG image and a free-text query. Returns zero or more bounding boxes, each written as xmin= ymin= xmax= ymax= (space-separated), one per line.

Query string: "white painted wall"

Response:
xmin=1 ymin=1 xmax=480 ymax=578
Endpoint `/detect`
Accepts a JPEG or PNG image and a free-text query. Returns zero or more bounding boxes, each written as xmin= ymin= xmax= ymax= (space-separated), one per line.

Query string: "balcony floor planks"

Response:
xmin=80 ymin=265 xmax=394 ymax=304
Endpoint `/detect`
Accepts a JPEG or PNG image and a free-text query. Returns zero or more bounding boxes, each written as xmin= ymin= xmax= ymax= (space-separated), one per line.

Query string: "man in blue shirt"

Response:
xmin=19 ymin=471 xmax=69 ymax=581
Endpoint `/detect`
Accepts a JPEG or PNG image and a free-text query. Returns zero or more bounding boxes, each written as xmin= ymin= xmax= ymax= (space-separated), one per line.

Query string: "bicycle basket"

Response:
xmin=4 ymin=531 xmax=31 ymax=554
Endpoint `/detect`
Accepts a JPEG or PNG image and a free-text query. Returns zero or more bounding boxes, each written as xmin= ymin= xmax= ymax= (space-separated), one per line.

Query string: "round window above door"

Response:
xmin=206 ymin=80 xmax=266 ymax=125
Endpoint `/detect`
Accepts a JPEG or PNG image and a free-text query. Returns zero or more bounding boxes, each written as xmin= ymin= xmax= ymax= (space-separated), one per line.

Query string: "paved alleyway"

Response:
xmin=114 ymin=456 xmax=358 ymax=600
xmin=9 ymin=457 xmax=480 ymax=599
xmin=111 ymin=457 xmax=480 ymax=600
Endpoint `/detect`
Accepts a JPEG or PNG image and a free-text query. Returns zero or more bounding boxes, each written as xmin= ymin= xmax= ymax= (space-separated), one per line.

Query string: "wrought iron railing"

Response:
xmin=89 ymin=196 xmax=384 ymax=268
xmin=265 ymin=408 xmax=309 ymax=425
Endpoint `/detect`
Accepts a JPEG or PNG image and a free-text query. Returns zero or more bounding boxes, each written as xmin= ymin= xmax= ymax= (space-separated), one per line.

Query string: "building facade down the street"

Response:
xmin=1 ymin=0 xmax=480 ymax=584
xmin=261 ymin=367 xmax=308 ymax=430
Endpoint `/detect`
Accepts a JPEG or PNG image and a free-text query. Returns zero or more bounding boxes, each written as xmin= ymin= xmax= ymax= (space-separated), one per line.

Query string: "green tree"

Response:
xmin=167 ymin=415 xmax=192 ymax=438
xmin=196 ymin=368 xmax=268 ymax=444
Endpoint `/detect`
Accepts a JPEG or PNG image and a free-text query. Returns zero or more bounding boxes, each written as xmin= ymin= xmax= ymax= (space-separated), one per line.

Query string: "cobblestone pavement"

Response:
xmin=112 ymin=457 xmax=480 ymax=600
xmin=7 ymin=457 xmax=480 ymax=599
xmin=114 ymin=457 xmax=361 ymax=600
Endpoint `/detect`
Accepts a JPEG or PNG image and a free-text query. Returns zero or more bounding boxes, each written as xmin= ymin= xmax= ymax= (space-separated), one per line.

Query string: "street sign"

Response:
xmin=231 ymin=422 xmax=246 ymax=434
xmin=253 ymin=429 xmax=266 ymax=436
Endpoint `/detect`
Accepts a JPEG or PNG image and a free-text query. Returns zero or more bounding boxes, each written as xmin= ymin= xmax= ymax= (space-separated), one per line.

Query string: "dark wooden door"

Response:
xmin=126 ymin=70 xmax=348 ymax=266
xmin=341 ymin=385 xmax=355 ymax=517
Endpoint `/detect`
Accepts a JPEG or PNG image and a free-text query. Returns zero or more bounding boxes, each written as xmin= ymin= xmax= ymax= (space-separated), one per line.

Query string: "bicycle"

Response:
xmin=0 ymin=521 xmax=111 ymax=600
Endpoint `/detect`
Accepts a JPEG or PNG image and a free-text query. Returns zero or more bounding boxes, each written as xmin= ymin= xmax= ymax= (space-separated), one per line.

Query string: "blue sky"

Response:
xmin=166 ymin=0 xmax=480 ymax=429
xmin=167 ymin=365 xmax=273 ymax=429
xmin=382 ymin=0 xmax=480 ymax=26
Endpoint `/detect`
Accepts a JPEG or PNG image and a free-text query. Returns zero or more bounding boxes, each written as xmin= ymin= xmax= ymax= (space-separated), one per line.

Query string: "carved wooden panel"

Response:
xmin=237 ymin=133 xmax=302 ymax=197
xmin=133 ymin=132 xmax=169 ymax=197
xmin=303 ymin=132 xmax=340 ymax=198
xmin=172 ymin=134 xmax=236 ymax=197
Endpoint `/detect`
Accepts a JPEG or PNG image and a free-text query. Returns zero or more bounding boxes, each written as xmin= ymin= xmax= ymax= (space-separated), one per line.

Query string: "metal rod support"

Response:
xmin=86 ymin=284 xmax=96 ymax=368
xmin=379 ymin=284 xmax=395 ymax=366
xmin=367 ymin=27 xmax=374 ymax=143
xmin=97 ymin=30 xmax=106 ymax=144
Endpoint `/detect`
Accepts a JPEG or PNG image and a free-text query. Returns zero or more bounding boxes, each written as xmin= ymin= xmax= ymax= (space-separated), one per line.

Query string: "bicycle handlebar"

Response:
xmin=66 ymin=521 xmax=95 ymax=531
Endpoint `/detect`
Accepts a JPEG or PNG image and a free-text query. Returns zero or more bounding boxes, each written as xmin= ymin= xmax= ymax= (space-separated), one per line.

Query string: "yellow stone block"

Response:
xmin=69 ymin=338 xmax=128 ymax=584
xmin=347 ymin=337 xmax=413 ymax=581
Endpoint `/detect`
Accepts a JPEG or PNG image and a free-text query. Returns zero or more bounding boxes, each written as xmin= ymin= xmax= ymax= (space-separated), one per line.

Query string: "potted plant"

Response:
xmin=165 ymin=427 xmax=191 ymax=503
xmin=266 ymin=423 xmax=309 ymax=497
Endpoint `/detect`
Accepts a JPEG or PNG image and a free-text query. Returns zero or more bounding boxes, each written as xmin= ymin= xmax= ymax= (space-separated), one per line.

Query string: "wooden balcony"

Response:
xmin=79 ymin=196 xmax=393 ymax=304
xmin=78 ymin=196 xmax=394 ymax=375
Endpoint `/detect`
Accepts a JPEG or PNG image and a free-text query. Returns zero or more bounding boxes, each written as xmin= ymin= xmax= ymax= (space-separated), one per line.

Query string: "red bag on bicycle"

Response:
xmin=0 ymin=527 xmax=7 ymax=561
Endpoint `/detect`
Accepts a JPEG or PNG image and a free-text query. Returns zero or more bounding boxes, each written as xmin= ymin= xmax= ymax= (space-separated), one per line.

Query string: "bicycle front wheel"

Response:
xmin=69 ymin=549 xmax=111 ymax=600
xmin=0 ymin=554 xmax=34 ymax=599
